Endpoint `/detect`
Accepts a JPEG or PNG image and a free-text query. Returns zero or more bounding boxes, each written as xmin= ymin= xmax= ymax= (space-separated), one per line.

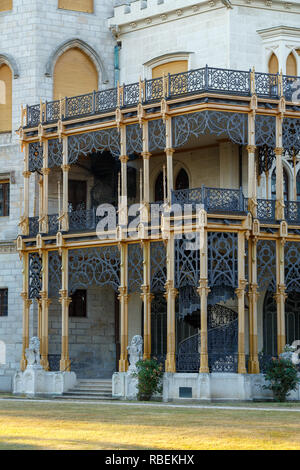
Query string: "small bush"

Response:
xmin=133 ymin=358 xmax=164 ymax=401
xmin=263 ymin=357 xmax=299 ymax=402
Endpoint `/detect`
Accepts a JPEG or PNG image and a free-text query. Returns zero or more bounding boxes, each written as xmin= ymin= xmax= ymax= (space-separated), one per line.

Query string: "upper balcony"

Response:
xmin=24 ymin=65 xmax=300 ymax=129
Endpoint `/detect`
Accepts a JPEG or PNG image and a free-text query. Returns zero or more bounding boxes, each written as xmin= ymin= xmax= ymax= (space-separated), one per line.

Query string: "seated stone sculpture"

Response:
xmin=127 ymin=335 xmax=143 ymax=372
xmin=25 ymin=336 xmax=41 ymax=368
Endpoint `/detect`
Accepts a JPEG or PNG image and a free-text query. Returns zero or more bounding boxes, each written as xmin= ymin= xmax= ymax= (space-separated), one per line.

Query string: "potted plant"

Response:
xmin=263 ymin=356 xmax=299 ymax=402
xmin=133 ymin=358 xmax=164 ymax=401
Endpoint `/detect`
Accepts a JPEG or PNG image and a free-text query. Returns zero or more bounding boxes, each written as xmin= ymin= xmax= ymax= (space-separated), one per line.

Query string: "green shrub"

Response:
xmin=133 ymin=358 xmax=164 ymax=401
xmin=263 ymin=357 xmax=299 ymax=402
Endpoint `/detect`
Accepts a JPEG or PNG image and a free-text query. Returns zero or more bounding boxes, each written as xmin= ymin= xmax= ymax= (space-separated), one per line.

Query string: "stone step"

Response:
xmin=64 ymin=390 xmax=112 ymax=397
xmin=57 ymin=395 xmax=118 ymax=401
xmin=71 ymin=388 xmax=112 ymax=393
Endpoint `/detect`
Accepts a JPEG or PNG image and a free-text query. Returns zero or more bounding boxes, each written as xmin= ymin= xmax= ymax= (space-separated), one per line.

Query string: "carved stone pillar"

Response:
xmin=119 ymin=243 xmax=128 ymax=372
xmin=59 ymin=248 xmax=71 ymax=371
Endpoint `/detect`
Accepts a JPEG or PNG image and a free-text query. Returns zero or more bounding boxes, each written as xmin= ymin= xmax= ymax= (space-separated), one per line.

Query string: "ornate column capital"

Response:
xmin=274 ymin=147 xmax=284 ymax=156
xmin=246 ymin=145 xmax=256 ymax=153
xmin=61 ymin=164 xmax=70 ymax=172
xmin=141 ymin=152 xmax=151 ymax=160
xmin=119 ymin=155 xmax=129 ymax=164
xmin=235 ymin=279 xmax=247 ymax=298
xmin=197 ymin=279 xmax=211 ymax=296
xmin=164 ymin=280 xmax=178 ymax=299
xmin=41 ymin=168 xmax=50 ymax=176
xmin=248 ymin=283 xmax=259 ymax=301
xmin=165 ymin=147 xmax=175 ymax=155
xmin=22 ymin=171 xmax=31 ymax=178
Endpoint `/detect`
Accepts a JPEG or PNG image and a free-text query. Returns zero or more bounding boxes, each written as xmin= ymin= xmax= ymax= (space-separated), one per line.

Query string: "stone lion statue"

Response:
xmin=25 ymin=336 xmax=41 ymax=367
xmin=127 ymin=335 xmax=143 ymax=372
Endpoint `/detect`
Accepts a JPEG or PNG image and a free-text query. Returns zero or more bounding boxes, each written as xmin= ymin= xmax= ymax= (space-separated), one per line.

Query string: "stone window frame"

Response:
xmin=143 ymin=52 xmax=193 ymax=80
xmin=0 ymin=179 xmax=10 ymax=217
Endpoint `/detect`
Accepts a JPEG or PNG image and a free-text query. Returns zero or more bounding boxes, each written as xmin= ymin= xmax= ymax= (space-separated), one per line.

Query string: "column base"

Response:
xmin=199 ymin=353 xmax=209 ymax=373
xmin=40 ymin=357 xmax=49 ymax=371
xmin=60 ymin=359 xmax=71 ymax=372
xmin=238 ymin=354 xmax=247 ymax=374
xmin=20 ymin=358 xmax=27 ymax=372
xmin=248 ymin=358 xmax=260 ymax=374
xmin=119 ymin=359 xmax=128 ymax=372
xmin=165 ymin=354 xmax=176 ymax=373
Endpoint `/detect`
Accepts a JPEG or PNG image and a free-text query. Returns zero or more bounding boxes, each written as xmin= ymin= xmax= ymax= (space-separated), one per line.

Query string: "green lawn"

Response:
xmin=0 ymin=400 xmax=300 ymax=450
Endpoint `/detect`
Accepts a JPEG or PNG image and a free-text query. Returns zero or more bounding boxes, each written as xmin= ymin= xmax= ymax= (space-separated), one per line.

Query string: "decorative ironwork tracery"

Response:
xmin=175 ymin=236 xmax=200 ymax=288
xmin=285 ymin=242 xmax=300 ymax=293
xmin=128 ymin=243 xmax=143 ymax=294
xmin=150 ymin=242 xmax=166 ymax=293
xmin=173 ymin=111 xmax=248 ymax=148
xmin=29 ymin=253 xmax=42 ymax=299
xmin=283 ymin=118 xmax=300 ymax=157
xmin=255 ymin=115 xmax=276 ymax=148
xmin=257 ymin=239 xmax=276 ymax=293
xmin=29 ymin=142 xmax=43 ymax=172
xmin=149 ymin=119 xmax=166 ymax=152
xmin=48 ymin=251 xmax=61 ymax=298
xmin=208 ymin=232 xmax=238 ymax=289
xmin=68 ymin=246 xmax=120 ymax=294
xmin=68 ymin=129 xmax=120 ymax=164
xmin=257 ymin=144 xmax=276 ymax=177
xmin=126 ymin=123 xmax=143 ymax=156
xmin=48 ymin=139 xmax=63 ymax=168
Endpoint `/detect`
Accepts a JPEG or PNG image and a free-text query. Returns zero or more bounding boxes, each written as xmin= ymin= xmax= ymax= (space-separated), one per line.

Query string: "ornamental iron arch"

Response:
xmin=173 ymin=111 xmax=248 ymax=149
xmin=128 ymin=243 xmax=143 ymax=294
xmin=255 ymin=115 xmax=276 ymax=148
xmin=150 ymin=241 xmax=166 ymax=293
xmin=29 ymin=142 xmax=43 ymax=172
xmin=48 ymin=251 xmax=61 ymax=298
xmin=257 ymin=239 xmax=276 ymax=293
xmin=68 ymin=246 xmax=120 ymax=294
xmin=68 ymin=128 xmax=121 ymax=165
xmin=285 ymin=242 xmax=300 ymax=293
xmin=29 ymin=253 xmax=42 ymax=299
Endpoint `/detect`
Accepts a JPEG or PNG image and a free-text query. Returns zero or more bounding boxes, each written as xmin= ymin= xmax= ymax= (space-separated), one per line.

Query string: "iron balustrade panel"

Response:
xmin=208 ymin=353 xmax=238 ymax=373
xmin=48 ymin=354 xmax=61 ymax=372
xmin=255 ymin=72 xmax=279 ymax=98
xmin=69 ymin=209 xmax=96 ymax=232
xmin=27 ymin=104 xmax=40 ymax=127
xmin=285 ymin=201 xmax=300 ymax=224
xmin=282 ymin=75 xmax=298 ymax=102
xmin=123 ymin=82 xmax=140 ymax=107
xmin=204 ymin=187 xmax=245 ymax=213
xmin=176 ymin=333 xmax=200 ymax=372
xmin=65 ymin=92 xmax=94 ymax=119
xmin=29 ymin=216 xmax=39 ymax=237
xmin=207 ymin=67 xmax=251 ymax=96
xmin=169 ymin=68 xmax=206 ymax=97
xmin=48 ymin=214 xmax=59 ymax=234
xmin=45 ymin=100 xmax=60 ymax=123
xmin=171 ymin=187 xmax=203 ymax=207
xmin=95 ymin=88 xmax=118 ymax=113
xmin=145 ymin=77 xmax=164 ymax=102
xmin=257 ymin=199 xmax=276 ymax=222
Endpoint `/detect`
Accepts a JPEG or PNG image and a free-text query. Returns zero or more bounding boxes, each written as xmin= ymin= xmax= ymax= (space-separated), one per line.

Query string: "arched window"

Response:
xmin=175 ymin=168 xmax=189 ymax=191
xmin=286 ymin=52 xmax=297 ymax=77
xmin=268 ymin=53 xmax=279 ymax=74
xmin=152 ymin=60 xmax=188 ymax=79
xmin=53 ymin=47 xmax=98 ymax=99
xmin=271 ymin=167 xmax=289 ymax=201
xmin=155 ymin=172 xmax=164 ymax=203
xmin=58 ymin=0 xmax=93 ymax=13
xmin=0 ymin=64 xmax=12 ymax=132
xmin=0 ymin=1 xmax=12 ymax=12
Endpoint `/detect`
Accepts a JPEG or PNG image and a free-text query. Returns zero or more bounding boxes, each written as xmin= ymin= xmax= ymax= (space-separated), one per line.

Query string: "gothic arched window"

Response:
xmin=271 ymin=168 xmax=289 ymax=201
xmin=175 ymin=168 xmax=189 ymax=191
xmin=53 ymin=47 xmax=98 ymax=99
xmin=0 ymin=64 xmax=12 ymax=132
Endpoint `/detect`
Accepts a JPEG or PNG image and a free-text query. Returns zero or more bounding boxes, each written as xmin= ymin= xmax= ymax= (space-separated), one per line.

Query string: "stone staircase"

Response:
xmin=60 ymin=379 xmax=114 ymax=400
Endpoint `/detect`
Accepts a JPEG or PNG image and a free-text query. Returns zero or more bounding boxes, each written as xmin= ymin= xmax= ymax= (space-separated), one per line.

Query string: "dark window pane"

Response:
xmin=0 ymin=183 xmax=9 ymax=216
xmin=0 ymin=289 xmax=8 ymax=316
xmin=69 ymin=289 xmax=87 ymax=318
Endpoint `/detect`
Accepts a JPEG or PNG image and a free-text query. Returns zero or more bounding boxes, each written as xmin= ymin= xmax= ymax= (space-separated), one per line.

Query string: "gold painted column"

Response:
xmin=275 ymin=238 xmax=286 ymax=355
xmin=38 ymin=176 xmax=43 ymax=233
xmin=165 ymin=232 xmax=177 ymax=372
xmin=165 ymin=116 xmax=174 ymax=204
xmin=248 ymin=237 xmax=260 ymax=374
xmin=119 ymin=242 xmax=129 ymax=372
xmin=41 ymin=140 xmax=49 ymax=233
xmin=21 ymin=143 xmax=30 ymax=236
xmin=37 ymin=299 xmax=42 ymax=342
xmin=197 ymin=210 xmax=210 ymax=373
xmin=61 ymin=136 xmax=69 ymax=232
xmin=119 ymin=125 xmax=128 ymax=226
xmin=247 ymin=145 xmax=257 ymax=217
xmin=141 ymin=241 xmax=153 ymax=360
xmin=40 ymin=250 xmax=50 ymax=370
xmin=59 ymin=248 xmax=71 ymax=371
xmin=20 ymin=251 xmax=32 ymax=371
xmin=275 ymin=113 xmax=284 ymax=220
xmin=236 ymin=231 xmax=247 ymax=374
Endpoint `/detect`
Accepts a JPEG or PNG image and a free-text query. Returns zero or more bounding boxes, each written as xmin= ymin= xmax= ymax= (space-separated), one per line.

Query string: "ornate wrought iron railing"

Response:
xmin=25 ymin=66 xmax=299 ymax=127
xmin=285 ymin=201 xmax=300 ymax=224
xmin=257 ymin=198 xmax=276 ymax=222
xmin=172 ymin=186 xmax=246 ymax=214
xmin=28 ymin=216 xmax=39 ymax=237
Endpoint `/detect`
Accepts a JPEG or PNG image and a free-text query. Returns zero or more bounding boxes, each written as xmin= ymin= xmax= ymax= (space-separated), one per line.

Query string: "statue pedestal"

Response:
xmin=112 ymin=372 xmax=138 ymax=399
xmin=13 ymin=368 xmax=77 ymax=396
